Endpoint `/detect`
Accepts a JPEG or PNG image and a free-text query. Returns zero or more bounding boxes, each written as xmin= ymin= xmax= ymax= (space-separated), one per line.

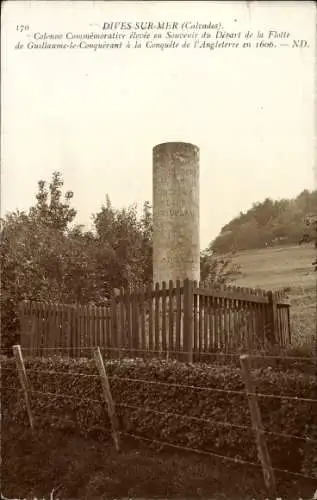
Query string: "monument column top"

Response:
xmin=153 ymin=141 xmax=199 ymax=148
xmin=153 ymin=142 xmax=200 ymax=156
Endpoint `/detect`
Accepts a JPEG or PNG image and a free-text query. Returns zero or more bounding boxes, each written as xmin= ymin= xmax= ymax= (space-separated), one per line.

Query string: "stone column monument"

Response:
xmin=152 ymin=141 xmax=200 ymax=284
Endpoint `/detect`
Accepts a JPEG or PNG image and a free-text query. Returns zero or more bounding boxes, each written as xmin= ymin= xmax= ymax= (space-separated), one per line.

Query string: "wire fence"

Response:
xmin=2 ymin=345 xmax=317 ymax=489
xmin=2 ymin=363 xmax=317 ymax=403
xmin=2 ymin=344 xmax=317 ymax=362
xmin=3 ymin=379 xmax=316 ymax=444
xmin=3 ymin=383 xmax=315 ymax=482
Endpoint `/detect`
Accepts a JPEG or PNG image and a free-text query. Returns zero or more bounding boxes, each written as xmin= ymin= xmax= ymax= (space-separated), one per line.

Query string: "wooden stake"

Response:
xmin=183 ymin=279 xmax=193 ymax=363
xmin=111 ymin=293 xmax=120 ymax=359
xmin=240 ymin=354 xmax=276 ymax=497
xmin=13 ymin=345 xmax=34 ymax=430
xmin=267 ymin=291 xmax=278 ymax=346
xmin=93 ymin=347 xmax=120 ymax=451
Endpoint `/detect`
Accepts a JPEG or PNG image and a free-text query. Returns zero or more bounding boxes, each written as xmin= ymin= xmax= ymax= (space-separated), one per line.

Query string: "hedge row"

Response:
xmin=2 ymin=355 xmax=317 ymax=478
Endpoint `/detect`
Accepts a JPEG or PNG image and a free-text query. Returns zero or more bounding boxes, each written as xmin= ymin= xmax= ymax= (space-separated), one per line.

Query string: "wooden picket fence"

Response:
xmin=19 ymin=279 xmax=291 ymax=361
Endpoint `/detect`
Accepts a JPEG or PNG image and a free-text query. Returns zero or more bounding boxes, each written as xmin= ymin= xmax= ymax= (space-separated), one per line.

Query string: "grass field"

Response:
xmin=232 ymin=245 xmax=316 ymax=348
xmin=3 ymin=425 xmax=316 ymax=500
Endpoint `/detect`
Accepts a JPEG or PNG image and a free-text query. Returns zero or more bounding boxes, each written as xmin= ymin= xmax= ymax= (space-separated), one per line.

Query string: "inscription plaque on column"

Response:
xmin=153 ymin=142 xmax=200 ymax=284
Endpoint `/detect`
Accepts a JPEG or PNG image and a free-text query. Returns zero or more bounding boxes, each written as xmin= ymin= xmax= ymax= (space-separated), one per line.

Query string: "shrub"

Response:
xmin=2 ymin=355 xmax=316 ymax=479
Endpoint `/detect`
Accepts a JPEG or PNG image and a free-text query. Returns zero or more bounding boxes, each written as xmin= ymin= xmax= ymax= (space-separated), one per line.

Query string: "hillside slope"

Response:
xmin=232 ymin=245 xmax=316 ymax=346
xmin=211 ymin=190 xmax=317 ymax=253
xmin=232 ymin=245 xmax=315 ymax=290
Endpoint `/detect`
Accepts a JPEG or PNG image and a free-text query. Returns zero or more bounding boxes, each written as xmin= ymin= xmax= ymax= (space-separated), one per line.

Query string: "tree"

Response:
xmin=211 ymin=190 xmax=317 ymax=253
xmin=29 ymin=171 xmax=76 ymax=231
xmin=300 ymin=214 xmax=317 ymax=272
xmin=1 ymin=173 xmax=81 ymax=349
xmin=1 ymin=172 xmax=241 ymax=350
xmin=92 ymin=197 xmax=153 ymax=291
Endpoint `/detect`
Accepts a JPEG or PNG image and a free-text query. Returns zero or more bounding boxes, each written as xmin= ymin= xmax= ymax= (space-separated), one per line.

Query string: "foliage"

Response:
xmin=300 ymin=214 xmax=317 ymax=272
xmin=92 ymin=197 xmax=153 ymax=291
xmin=211 ymin=190 xmax=317 ymax=253
xmin=1 ymin=172 xmax=240 ymax=349
xmin=29 ymin=171 xmax=77 ymax=231
xmin=2 ymin=356 xmax=316 ymax=480
xmin=0 ymin=174 xmax=95 ymax=349
xmin=200 ymin=248 xmax=241 ymax=285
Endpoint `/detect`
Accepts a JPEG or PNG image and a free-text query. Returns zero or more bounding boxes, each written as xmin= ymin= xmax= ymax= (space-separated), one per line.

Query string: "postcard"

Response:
xmin=1 ymin=2 xmax=316 ymax=499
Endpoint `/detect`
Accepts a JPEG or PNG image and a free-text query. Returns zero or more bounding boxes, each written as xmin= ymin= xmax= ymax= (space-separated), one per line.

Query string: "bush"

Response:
xmin=2 ymin=355 xmax=316 ymax=478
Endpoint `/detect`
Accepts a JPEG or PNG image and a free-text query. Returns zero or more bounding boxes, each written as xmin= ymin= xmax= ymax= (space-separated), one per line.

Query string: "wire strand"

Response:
xmin=22 ymin=409 xmax=113 ymax=437
xmin=4 ymin=387 xmax=317 ymax=481
xmin=30 ymin=389 xmax=102 ymax=404
xmin=108 ymin=374 xmax=317 ymax=404
xmin=18 ymin=346 xmax=317 ymax=361
xmin=12 ymin=367 xmax=100 ymax=379
xmin=118 ymin=402 xmax=251 ymax=431
xmin=12 ymin=386 xmax=316 ymax=444
xmin=117 ymin=402 xmax=317 ymax=443
xmin=1 ymin=386 xmax=21 ymax=391
xmin=120 ymin=431 xmax=317 ymax=481
xmin=6 ymin=365 xmax=316 ymax=404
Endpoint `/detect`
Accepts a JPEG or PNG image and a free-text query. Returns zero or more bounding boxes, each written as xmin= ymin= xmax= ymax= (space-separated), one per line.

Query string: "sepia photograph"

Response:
xmin=1 ymin=1 xmax=317 ymax=499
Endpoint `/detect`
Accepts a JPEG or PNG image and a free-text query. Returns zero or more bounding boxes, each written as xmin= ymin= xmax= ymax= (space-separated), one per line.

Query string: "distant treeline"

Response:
xmin=211 ymin=190 xmax=317 ymax=253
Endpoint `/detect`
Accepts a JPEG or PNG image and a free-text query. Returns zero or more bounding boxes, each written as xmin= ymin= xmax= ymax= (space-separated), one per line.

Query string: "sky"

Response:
xmin=1 ymin=1 xmax=316 ymax=248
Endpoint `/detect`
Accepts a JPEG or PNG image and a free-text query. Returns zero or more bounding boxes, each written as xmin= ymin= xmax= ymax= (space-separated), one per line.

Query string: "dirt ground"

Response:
xmin=2 ymin=424 xmax=316 ymax=500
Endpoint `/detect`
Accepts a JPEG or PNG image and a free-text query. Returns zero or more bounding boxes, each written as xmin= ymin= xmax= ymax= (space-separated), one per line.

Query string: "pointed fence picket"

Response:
xmin=19 ymin=280 xmax=291 ymax=361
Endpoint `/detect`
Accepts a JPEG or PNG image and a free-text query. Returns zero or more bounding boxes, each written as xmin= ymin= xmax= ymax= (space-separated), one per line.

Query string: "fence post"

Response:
xmin=183 ymin=279 xmax=193 ymax=363
xmin=111 ymin=292 xmax=120 ymax=359
xmin=67 ymin=306 xmax=73 ymax=357
xmin=267 ymin=291 xmax=278 ymax=346
xmin=18 ymin=301 xmax=28 ymax=351
xmin=132 ymin=288 xmax=139 ymax=356
xmin=240 ymin=354 xmax=276 ymax=497
xmin=13 ymin=345 xmax=34 ymax=430
xmin=287 ymin=305 xmax=291 ymax=344
xmin=93 ymin=347 xmax=121 ymax=451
